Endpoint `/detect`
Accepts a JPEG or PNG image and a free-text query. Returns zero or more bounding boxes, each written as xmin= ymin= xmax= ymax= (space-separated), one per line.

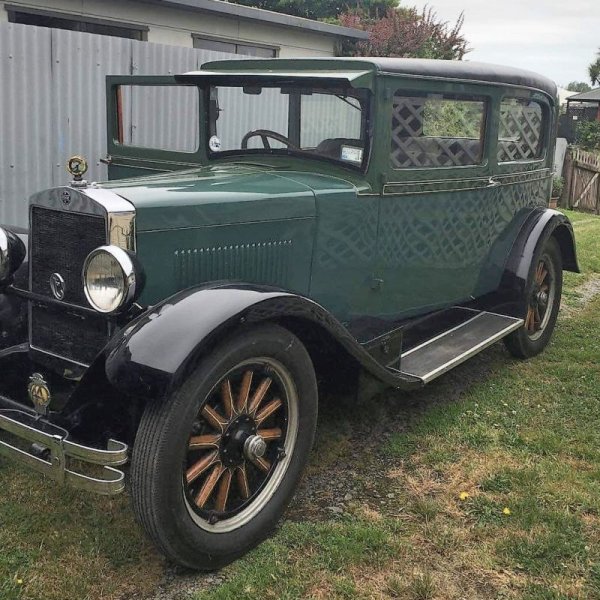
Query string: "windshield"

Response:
xmin=207 ymin=85 xmax=370 ymax=169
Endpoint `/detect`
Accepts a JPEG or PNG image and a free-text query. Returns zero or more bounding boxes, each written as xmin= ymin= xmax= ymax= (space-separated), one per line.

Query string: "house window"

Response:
xmin=498 ymin=97 xmax=545 ymax=162
xmin=6 ymin=7 xmax=147 ymax=40
xmin=390 ymin=92 xmax=487 ymax=168
xmin=193 ymin=35 xmax=277 ymax=58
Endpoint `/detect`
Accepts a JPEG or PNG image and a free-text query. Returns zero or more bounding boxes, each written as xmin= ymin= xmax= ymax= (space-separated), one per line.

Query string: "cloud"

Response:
xmin=409 ymin=0 xmax=600 ymax=85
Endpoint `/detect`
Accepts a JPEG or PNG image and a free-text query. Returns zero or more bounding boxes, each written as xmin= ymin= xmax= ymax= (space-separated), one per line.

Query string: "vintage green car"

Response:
xmin=0 ymin=58 xmax=578 ymax=569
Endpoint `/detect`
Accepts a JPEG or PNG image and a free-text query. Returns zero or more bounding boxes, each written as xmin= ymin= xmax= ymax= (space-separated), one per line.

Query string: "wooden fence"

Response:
xmin=562 ymin=148 xmax=600 ymax=213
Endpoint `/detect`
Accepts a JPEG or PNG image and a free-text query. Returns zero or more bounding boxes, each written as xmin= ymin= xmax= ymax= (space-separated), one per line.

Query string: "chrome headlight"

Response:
xmin=0 ymin=227 xmax=26 ymax=284
xmin=82 ymin=246 xmax=140 ymax=314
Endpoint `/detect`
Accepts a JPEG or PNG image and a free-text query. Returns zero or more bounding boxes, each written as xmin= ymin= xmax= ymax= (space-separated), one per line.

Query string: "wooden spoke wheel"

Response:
xmin=504 ymin=237 xmax=563 ymax=359
xmin=183 ymin=359 xmax=297 ymax=531
xmin=130 ymin=324 xmax=317 ymax=570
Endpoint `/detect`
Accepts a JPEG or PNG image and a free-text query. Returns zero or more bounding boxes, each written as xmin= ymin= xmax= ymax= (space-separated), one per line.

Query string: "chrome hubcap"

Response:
xmin=244 ymin=435 xmax=267 ymax=460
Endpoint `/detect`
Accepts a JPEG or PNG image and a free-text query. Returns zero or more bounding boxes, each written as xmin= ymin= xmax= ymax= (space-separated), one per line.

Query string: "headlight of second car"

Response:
xmin=0 ymin=226 xmax=26 ymax=284
xmin=83 ymin=246 xmax=141 ymax=314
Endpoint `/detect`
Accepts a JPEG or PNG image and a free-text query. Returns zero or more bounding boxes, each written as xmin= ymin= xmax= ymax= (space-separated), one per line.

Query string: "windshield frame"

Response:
xmin=203 ymin=83 xmax=373 ymax=173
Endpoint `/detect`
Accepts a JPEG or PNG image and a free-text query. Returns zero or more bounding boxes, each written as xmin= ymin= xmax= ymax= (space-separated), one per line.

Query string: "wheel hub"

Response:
xmin=244 ymin=435 xmax=267 ymax=461
xmin=220 ymin=414 xmax=257 ymax=467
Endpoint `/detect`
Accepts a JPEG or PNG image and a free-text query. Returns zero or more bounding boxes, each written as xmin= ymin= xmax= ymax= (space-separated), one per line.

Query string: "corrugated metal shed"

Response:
xmin=0 ymin=23 xmax=237 ymax=227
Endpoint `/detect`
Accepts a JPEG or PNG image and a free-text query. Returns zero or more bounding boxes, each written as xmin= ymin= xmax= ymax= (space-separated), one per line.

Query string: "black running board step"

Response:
xmin=400 ymin=311 xmax=523 ymax=384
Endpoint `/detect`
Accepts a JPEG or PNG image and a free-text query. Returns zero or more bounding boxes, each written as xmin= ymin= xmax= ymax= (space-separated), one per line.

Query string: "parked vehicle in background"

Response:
xmin=0 ymin=58 xmax=578 ymax=569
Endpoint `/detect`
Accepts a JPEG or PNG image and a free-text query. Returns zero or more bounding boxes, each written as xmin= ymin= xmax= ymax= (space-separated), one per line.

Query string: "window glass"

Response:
xmin=193 ymin=36 xmax=277 ymax=58
xmin=209 ymin=85 xmax=369 ymax=168
xmin=391 ymin=92 xmax=486 ymax=168
xmin=116 ymin=85 xmax=199 ymax=153
xmin=498 ymin=98 xmax=544 ymax=162
xmin=8 ymin=11 xmax=145 ymax=40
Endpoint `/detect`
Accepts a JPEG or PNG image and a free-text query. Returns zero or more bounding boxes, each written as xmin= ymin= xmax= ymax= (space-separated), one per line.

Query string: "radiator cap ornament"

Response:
xmin=67 ymin=155 xmax=88 ymax=187
xmin=28 ymin=373 xmax=51 ymax=415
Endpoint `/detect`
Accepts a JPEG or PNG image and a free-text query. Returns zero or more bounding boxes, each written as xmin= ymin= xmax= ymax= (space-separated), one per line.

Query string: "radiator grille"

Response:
xmin=30 ymin=206 xmax=109 ymax=363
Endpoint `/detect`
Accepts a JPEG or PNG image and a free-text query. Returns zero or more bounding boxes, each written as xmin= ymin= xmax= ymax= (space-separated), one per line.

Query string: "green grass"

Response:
xmin=1 ymin=210 xmax=600 ymax=599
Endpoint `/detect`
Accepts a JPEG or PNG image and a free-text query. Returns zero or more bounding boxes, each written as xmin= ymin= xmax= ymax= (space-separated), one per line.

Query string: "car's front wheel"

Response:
xmin=130 ymin=324 xmax=318 ymax=570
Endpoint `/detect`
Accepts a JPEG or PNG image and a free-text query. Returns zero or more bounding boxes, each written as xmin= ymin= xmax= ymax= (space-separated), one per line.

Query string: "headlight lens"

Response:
xmin=0 ymin=228 xmax=9 ymax=281
xmin=83 ymin=246 xmax=138 ymax=313
xmin=0 ymin=226 xmax=26 ymax=284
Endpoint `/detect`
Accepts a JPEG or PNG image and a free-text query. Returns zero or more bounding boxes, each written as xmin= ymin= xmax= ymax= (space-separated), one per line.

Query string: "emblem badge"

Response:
xmin=61 ymin=189 xmax=72 ymax=206
xmin=50 ymin=272 xmax=66 ymax=300
xmin=28 ymin=373 xmax=51 ymax=415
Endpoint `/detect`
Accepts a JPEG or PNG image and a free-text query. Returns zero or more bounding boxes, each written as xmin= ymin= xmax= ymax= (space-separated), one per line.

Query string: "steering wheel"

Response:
xmin=241 ymin=129 xmax=298 ymax=150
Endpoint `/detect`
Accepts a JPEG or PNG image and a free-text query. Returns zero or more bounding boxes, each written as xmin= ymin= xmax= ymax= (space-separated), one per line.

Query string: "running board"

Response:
xmin=400 ymin=311 xmax=523 ymax=384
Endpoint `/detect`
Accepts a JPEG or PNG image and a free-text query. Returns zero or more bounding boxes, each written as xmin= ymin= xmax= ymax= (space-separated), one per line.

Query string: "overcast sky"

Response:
xmin=408 ymin=0 xmax=600 ymax=87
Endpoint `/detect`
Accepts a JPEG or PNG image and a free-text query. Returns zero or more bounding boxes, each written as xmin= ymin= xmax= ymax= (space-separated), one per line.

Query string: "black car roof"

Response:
xmin=200 ymin=57 xmax=557 ymax=98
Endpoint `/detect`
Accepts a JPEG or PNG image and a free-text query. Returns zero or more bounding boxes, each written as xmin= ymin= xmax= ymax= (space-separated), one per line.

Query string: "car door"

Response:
xmin=105 ymin=76 xmax=204 ymax=180
xmin=375 ymin=77 xmax=496 ymax=319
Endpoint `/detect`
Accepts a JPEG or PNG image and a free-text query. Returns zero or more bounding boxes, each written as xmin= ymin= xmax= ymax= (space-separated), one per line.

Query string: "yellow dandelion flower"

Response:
xmin=459 ymin=491 xmax=470 ymax=501
xmin=502 ymin=507 xmax=511 ymax=515
xmin=16 ymin=579 xmax=23 ymax=585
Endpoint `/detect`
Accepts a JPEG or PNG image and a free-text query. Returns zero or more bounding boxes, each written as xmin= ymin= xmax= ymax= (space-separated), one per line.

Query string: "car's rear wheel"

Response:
xmin=130 ymin=324 xmax=318 ymax=570
xmin=504 ymin=237 xmax=563 ymax=359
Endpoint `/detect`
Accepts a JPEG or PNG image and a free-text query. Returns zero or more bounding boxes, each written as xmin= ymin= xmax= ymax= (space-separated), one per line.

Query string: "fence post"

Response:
xmin=561 ymin=147 xmax=573 ymax=209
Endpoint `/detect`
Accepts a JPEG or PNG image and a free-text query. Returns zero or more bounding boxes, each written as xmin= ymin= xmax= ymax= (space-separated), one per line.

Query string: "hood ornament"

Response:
xmin=67 ymin=155 xmax=88 ymax=188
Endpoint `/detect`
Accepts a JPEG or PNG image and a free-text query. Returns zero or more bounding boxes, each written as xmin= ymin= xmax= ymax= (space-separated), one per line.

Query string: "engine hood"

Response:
xmin=100 ymin=162 xmax=367 ymax=232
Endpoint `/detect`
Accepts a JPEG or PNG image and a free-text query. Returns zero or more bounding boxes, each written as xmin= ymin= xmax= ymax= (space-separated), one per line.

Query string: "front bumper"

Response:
xmin=0 ymin=404 xmax=128 ymax=495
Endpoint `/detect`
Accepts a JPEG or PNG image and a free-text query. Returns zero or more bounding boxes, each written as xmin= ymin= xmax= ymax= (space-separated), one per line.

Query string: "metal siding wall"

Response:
xmin=0 ymin=24 xmax=53 ymax=227
xmin=51 ymin=29 xmax=131 ymax=187
xmin=0 ymin=25 xmax=249 ymax=227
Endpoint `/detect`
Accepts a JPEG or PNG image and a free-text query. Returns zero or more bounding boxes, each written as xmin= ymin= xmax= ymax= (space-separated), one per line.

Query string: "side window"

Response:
xmin=390 ymin=92 xmax=486 ymax=169
xmin=498 ymin=97 xmax=544 ymax=162
xmin=116 ymin=85 xmax=199 ymax=152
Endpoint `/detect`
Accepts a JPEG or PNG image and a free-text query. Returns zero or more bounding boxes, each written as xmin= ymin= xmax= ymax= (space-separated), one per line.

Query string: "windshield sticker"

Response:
xmin=341 ymin=146 xmax=363 ymax=164
xmin=209 ymin=136 xmax=222 ymax=152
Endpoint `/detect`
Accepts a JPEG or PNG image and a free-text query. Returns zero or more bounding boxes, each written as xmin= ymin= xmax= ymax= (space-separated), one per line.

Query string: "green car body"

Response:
xmin=0 ymin=59 xmax=579 ymax=566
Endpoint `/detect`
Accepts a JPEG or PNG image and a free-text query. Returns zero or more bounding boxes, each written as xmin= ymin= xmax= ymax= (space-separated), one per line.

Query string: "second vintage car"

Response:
xmin=0 ymin=57 xmax=578 ymax=569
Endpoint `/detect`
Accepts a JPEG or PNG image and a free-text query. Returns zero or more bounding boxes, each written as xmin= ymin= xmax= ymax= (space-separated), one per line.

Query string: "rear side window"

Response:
xmin=497 ymin=97 xmax=544 ymax=162
xmin=390 ymin=92 xmax=486 ymax=169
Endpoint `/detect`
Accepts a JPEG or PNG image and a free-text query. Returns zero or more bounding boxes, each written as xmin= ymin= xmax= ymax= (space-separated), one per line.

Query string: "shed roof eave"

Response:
xmin=130 ymin=0 xmax=370 ymax=39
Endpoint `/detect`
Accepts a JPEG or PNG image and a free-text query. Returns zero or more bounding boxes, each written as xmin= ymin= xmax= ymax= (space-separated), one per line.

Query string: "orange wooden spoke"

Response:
xmin=538 ymin=267 xmax=548 ymax=286
xmin=526 ymin=306 xmax=534 ymax=332
xmin=535 ymin=262 xmax=544 ymax=284
xmin=236 ymin=464 xmax=251 ymax=499
xmin=215 ymin=468 xmax=233 ymax=512
xmin=221 ymin=379 xmax=234 ymax=418
xmin=201 ymin=405 xmax=228 ymax=431
xmin=257 ymin=427 xmax=282 ymax=441
xmin=188 ymin=433 xmax=220 ymax=450
xmin=248 ymin=377 xmax=272 ymax=414
xmin=237 ymin=370 xmax=253 ymax=413
xmin=255 ymin=398 xmax=282 ymax=426
xmin=252 ymin=456 xmax=271 ymax=473
xmin=195 ymin=463 xmax=225 ymax=508
xmin=535 ymin=306 xmax=541 ymax=327
xmin=186 ymin=450 xmax=218 ymax=484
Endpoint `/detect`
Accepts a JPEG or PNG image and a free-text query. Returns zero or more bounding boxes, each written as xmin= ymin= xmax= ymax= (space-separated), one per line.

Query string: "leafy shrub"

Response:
xmin=575 ymin=120 xmax=600 ymax=151
xmin=552 ymin=176 xmax=564 ymax=198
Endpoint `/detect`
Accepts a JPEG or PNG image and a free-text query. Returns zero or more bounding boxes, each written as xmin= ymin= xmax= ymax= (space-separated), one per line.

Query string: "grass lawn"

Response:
xmin=1 ymin=210 xmax=599 ymax=600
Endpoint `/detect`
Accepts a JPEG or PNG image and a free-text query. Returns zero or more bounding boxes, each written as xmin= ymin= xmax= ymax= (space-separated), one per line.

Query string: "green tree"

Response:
xmin=566 ymin=81 xmax=592 ymax=93
xmin=589 ymin=49 xmax=600 ymax=87
xmin=338 ymin=7 xmax=469 ymax=60
xmin=227 ymin=0 xmax=396 ymax=20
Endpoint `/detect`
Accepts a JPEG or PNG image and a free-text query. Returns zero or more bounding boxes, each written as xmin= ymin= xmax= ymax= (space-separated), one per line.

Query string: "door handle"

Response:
xmin=488 ymin=177 xmax=501 ymax=188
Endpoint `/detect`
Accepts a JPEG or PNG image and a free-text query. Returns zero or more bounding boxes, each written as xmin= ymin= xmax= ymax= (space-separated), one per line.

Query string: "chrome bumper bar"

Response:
xmin=0 ymin=408 xmax=128 ymax=495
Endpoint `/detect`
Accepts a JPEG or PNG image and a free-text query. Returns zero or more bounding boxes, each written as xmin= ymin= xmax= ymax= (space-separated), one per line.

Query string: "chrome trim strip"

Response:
xmin=0 ymin=408 xmax=128 ymax=495
xmin=83 ymin=188 xmax=136 ymax=252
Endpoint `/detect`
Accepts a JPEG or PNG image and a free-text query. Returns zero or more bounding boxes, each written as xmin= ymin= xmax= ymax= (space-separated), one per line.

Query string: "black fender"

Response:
xmin=486 ymin=208 xmax=579 ymax=318
xmin=102 ymin=284 xmax=422 ymax=402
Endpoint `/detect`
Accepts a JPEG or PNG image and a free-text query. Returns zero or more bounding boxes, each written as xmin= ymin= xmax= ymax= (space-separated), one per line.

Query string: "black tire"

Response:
xmin=504 ymin=236 xmax=563 ymax=359
xmin=130 ymin=323 xmax=318 ymax=570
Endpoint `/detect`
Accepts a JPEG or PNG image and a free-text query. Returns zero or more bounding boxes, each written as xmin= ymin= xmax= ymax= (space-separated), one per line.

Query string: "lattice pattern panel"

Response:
xmin=498 ymin=101 xmax=543 ymax=162
xmin=390 ymin=95 xmax=484 ymax=168
xmin=378 ymin=175 xmax=549 ymax=269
